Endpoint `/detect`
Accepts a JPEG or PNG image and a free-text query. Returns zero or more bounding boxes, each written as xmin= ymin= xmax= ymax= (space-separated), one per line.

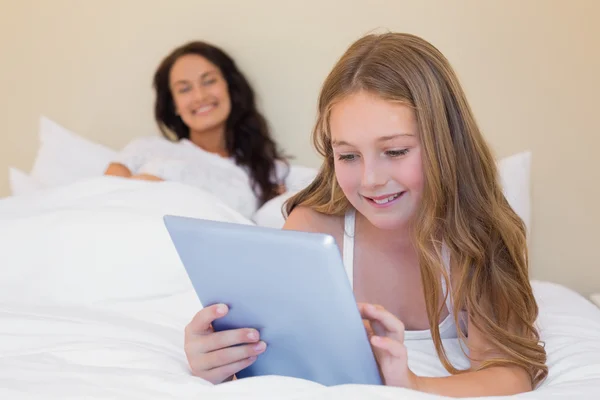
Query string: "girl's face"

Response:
xmin=330 ymin=91 xmax=424 ymax=231
xmin=169 ymin=54 xmax=231 ymax=135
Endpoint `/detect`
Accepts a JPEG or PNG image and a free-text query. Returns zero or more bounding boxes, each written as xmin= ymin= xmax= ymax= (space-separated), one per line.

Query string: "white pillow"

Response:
xmin=252 ymin=191 xmax=296 ymax=228
xmin=253 ymin=151 xmax=532 ymax=232
xmin=0 ymin=178 xmax=253 ymax=305
xmin=498 ymin=151 xmax=532 ymax=233
xmin=29 ymin=116 xmax=117 ymax=187
xmin=284 ymin=164 xmax=318 ymax=192
xmin=252 ymin=165 xmax=319 ymax=228
xmin=8 ymin=167 xmax=45 ymax=196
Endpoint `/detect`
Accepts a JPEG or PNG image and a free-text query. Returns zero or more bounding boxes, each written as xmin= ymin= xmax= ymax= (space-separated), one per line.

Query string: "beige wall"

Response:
xmin=1 ymin=0 xmax=598 ymax=296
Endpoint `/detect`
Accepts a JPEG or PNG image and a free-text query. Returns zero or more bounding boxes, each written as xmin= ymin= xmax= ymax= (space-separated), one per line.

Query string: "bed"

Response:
xmin=1 ymin=118 xmax=599 ymax=399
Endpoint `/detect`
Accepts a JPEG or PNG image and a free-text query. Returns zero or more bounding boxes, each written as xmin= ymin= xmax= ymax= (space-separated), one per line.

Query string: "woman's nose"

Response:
xmin=191 ymin=85 xmax=207 ymax=101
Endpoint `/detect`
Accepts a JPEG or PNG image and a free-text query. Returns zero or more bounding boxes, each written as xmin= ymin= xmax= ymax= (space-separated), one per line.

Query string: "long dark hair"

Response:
xmin=153 ymin=41 xmax=288 ymax=205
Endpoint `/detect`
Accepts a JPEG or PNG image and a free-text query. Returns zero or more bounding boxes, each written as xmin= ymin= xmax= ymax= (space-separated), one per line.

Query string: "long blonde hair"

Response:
xmin=285 ymin=32 xmax=547 ymax=386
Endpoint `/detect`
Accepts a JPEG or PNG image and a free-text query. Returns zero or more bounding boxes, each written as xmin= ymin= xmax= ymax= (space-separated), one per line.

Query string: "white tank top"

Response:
xmin=342 ymin=208 xmax=466 ymax=340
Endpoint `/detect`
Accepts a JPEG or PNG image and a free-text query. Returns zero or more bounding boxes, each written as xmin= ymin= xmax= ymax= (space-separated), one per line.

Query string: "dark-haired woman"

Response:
xmin=105 ymin=41 xmax=289 ymax=219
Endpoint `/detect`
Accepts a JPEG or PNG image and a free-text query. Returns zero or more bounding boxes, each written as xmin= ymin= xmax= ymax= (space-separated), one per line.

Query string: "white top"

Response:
xmin=112 ymin=136 xmax=289 ymax=220
xmin=343 ymin=208 xmax=467 ymax=340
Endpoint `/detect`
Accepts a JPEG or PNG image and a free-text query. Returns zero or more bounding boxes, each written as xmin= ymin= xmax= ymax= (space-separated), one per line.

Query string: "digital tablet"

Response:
xmin=163 ymin=215 xmax=382 ymax=386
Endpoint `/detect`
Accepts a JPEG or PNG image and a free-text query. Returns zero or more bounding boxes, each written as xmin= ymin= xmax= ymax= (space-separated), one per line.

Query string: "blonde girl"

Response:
xmin=183 ymin=32 xmax=547 ymax=397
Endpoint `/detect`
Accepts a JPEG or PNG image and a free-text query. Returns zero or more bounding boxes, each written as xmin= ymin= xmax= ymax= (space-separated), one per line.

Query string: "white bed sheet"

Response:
xmin=0 ymin=177 xmax=598 ymax=399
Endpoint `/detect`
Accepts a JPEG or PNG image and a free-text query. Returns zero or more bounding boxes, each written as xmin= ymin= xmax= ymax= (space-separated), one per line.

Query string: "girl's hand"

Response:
xmin=358 ymin=303 xmax=419 ymax=389
xmin=184 ymin=304 xmax=267 ymax=384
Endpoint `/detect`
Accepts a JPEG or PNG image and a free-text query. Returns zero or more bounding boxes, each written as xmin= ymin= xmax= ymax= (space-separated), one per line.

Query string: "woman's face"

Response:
xmin=169 ymin=54 xmax=231 ymax=135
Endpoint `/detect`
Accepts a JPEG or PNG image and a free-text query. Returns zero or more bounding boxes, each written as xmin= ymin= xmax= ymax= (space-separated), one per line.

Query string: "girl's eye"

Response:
xmin=177 ymin=87 xmax=191 ymax=94
xmin=337 ymin=154 xmax=357 ymax=162
xmin=386 ymin=149 xmax=409 ymax=157
xmin=203 ymin=79 xmax=217 ymax=86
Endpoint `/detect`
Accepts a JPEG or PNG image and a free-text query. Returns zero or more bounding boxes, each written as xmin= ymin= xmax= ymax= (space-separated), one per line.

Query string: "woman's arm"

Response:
xmin=130 ymin=173 xmax=163 ymax=181
xmin=105 ymin=137 xmax=161 ymax=178
xmin=104 ymin=163 xmax=163 ymax=181
xmin=104 ymin=162 xmax=132 ymax=178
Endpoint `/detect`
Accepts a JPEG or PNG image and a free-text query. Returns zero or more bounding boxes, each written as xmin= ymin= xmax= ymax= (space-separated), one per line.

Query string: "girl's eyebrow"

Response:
xmin=378 ymin=133 xmax=414 ymax=142
xmin=331 ymin=133 xmax=413 ymax=147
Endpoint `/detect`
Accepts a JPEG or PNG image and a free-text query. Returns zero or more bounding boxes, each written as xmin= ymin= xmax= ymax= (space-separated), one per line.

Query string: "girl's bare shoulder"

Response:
xmin=283 ymin=206 xmax=345 ymax=241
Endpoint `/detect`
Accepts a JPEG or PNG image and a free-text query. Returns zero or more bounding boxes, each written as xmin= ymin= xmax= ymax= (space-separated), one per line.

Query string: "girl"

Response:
xmin=105 ymin=41 xmax=289 ymax=219
xmin=182 ymin=33 xmax=547 ymax=397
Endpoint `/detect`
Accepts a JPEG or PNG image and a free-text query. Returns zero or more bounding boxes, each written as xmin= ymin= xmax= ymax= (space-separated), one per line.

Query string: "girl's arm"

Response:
xmin=360 ymin=305 xmax=534 ymax=398
xmin=413 ymin=315 xmax=532 ymax=397
xmin=415 ymin=366 xmax=531 ymax=397
xmin=415 ymin=318 xmax=532 ymax=396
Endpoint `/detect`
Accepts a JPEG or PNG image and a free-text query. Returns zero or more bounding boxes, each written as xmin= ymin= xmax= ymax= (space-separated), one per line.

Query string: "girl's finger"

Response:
xmin=358 ymin=303 xmax=405 ymax=342
xmin=196 ymin=327 xmax=261 ymax=354
xmin=204 ymin=355 xmax=258 ymax=384
xmin=371 ymin=335 xmax=407 ymax=358
xmin=186 ymin=304 xmax=229 ymax=337
xmin=202 ymin=341 xmax=267 ymax=370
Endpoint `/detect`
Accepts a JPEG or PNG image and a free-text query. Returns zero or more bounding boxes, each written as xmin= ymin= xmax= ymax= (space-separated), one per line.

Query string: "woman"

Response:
xmin=105 ymin=41 xmax=289 ymax=219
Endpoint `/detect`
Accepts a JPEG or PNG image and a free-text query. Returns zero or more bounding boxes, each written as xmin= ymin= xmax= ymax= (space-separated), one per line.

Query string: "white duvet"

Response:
xmin=0 ymin=177 xmax=599 ymax=399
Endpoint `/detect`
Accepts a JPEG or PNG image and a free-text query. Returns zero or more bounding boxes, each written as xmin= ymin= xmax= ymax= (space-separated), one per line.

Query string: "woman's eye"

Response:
xmin=386 ymin=149 xmax=409 ymax=157
xmin=203 ymin=79 xmax=217 ymax=86
xmin=177 ymin=87 xmax=191 ymax=94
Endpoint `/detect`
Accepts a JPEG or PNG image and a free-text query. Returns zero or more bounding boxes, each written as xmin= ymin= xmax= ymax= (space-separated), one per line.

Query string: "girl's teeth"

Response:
xmin=373 ymin=193 xmax=400 ymax=204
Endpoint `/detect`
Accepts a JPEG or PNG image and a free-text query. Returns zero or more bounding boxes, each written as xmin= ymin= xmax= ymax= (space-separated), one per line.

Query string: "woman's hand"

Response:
xmin=358 ymin=303 xmax=419 ymax=389
xmin=130 ymin=173 xmax=164 ymax=181
xmin=184 ymin=304 xmax=267 ymax=384
xmin=104 ymin=162 xmax=132 ymax=177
